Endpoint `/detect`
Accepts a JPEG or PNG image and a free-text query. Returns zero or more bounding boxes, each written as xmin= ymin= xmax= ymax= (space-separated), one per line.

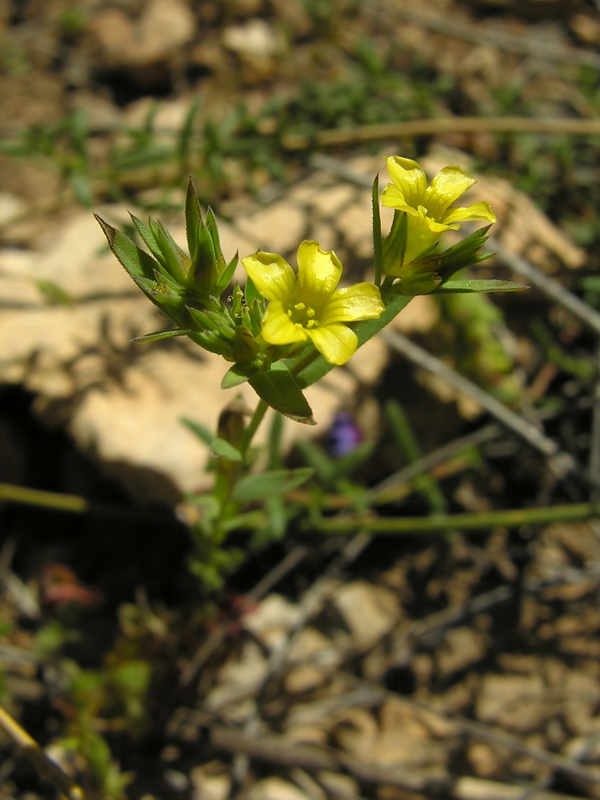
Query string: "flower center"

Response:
xmin=288 ymin=301 xmax=319 ymax=329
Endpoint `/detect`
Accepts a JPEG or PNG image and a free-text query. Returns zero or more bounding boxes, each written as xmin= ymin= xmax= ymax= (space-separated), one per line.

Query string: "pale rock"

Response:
xmin=333 ymin=580 xmax=400 ymax=648
xmin=476 ymin=673 xmax=547 ymax=733
xmin=0 ymin=193 xmax=26 ymax=226
xmin=90 ymin=0 xmax=196 ymax=69
xmin=285 ymin=627 xmax=337 ymax=693
xmin=222 ymin=19 xmax=283 ymax=60
xmin=247 ymin=777 xmax=310 ymax=800
xmin=436 ymin=627 xmax=487 ymax=675
xmin=234 ymin=202 xmax=306 ymax=257
xmin=190 ymin=767 xmax=230 ymax=800
xmin=243 ymin=594 xmax=302 ymax=650
xmin=204 ymin=639 xmax=267 ymax=714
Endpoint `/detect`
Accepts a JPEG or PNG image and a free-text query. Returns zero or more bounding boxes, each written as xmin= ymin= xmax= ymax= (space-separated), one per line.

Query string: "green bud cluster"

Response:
xmin=95 ymin=179 xmax=259 ymax=366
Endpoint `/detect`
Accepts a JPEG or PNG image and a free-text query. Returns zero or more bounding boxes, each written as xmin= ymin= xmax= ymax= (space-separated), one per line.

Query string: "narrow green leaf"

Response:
xmin=436 ymin=279 xmax=527 ymax=293
xmin=249 ymin=362 xmax=315 ymax=424
xmin=252 ymin=496 xmax=287 ymax=547
xmin=294 ymin=439 xmax=336 ymax=483
xmin=178 ymin=99 xmax=201 ymax=165
xmin=94 ymin=214 xmax=158 ymax=280
xmin=211 ymin=436 xmax=243 ymax=461
xmin=70 ymin=170 xmax=93 ymax=207
xmin=232 ymin=467 xmax=313 ymax=503
xmin=180 ymin=417 xmax=213 ymax=446
xmin=180 ymin=418 xmax=243 ymax=460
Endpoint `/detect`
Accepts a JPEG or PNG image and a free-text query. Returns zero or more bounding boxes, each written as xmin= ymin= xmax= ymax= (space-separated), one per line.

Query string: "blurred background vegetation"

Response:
xmin=1 ymin=0 xmax=600 ymax=798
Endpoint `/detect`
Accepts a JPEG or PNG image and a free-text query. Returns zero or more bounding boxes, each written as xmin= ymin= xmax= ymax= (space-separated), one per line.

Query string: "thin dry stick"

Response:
xmin=489 ymin=241 xmax=600 ymax=339
xmin=380 ymin=328 xmax=575 ymax=475
xmin=383 ymin=6 xmax=600 ymax=69
xmin=209 ymin=722 xmax=449 ymax=794
xmin=282 ymin=118 xmax=600 ymax=151
xmin=0 ymin=706 xmax=85 ymax=800
xmin=226 ymin=532 xmax=372 ymax=796
xmin=368 ymin=396 xmax=597 ymax=505
xmin=204 ymin=720 xmax=590 ymax=800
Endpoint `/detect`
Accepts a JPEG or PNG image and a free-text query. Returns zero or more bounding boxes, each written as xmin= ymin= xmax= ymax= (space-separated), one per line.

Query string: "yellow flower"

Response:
xmin=381 ymin=156 xmax=496 ymax=268
xmin=242 ymin=240 xmax=384 ymax=366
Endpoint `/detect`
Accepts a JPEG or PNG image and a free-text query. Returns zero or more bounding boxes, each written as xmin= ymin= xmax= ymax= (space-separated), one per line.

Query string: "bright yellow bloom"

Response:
xmin=381 ymin=156 xmax=496 ymax=268
xmin=242 ymin=240 xmax=384 ymax=366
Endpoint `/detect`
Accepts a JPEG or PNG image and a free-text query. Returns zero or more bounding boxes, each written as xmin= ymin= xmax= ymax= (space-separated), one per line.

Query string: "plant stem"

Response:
xmin=0 ymin=705 xmax=85 ymax=800
xmin=240 ymin=398 xmax=269 ymax=457
xmin=0 ymin=483 xmax=87 ymax=513
xmin=309 ymin=502 xmax=600 ymax=535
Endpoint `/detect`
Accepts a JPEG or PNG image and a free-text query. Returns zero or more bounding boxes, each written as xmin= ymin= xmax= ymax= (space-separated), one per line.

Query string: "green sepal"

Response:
xmin=130 ymin=213 xmax=165 ymax=266
xmin=244 ymin=275 xmax=262 ymax=304
xmin=185 ymin=178 xmax=204 ymax=263
xmin=398 ymin=272 xmax=441 ymax=296
xmin=133 ymin=273 xmax=184 ymax=309
xmin=222 ymin=364 xmax=253 ymax=389
xmin=231 ymin=467 xmax=313 ymax=503
xmin=426 ymin=225 xmax=494 ymax=282
xmin=148 ymin=218 xmax=189 ymax=284
xmin=205 ymin=207 xmax=227 ymax=274
xmin=436 ymin=279 xmax=527 ymax=293
xmin=249 ymin=361 xmax=315 ymax=424
xmin=186 ymin=179 xmax=230 ymax=292
xmin=372 ymin=174 xmax=383 ymax=286
xmin=94 ymin=214 xmax=158 ymax=281
xmin=132 ymin=328 xmax=191 ymax=343
xmin=382 ymin=210 xmax=408 ymax=278
xmin=216 ymin=252 xmax=239 ymax=294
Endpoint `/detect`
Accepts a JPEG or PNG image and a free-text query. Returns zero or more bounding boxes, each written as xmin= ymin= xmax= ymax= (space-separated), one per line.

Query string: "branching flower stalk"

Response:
xmin=97 ymin=155 xmax=522 ymax=590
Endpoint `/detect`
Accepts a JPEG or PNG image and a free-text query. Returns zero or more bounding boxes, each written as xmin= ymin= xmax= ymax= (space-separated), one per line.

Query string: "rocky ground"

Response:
xmin=1 ymin=0 xmax=600 ymax=798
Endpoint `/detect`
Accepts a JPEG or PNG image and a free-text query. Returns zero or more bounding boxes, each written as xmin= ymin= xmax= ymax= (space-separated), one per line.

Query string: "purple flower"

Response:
xmin=326 ymin=412 xmax=363 ymax=457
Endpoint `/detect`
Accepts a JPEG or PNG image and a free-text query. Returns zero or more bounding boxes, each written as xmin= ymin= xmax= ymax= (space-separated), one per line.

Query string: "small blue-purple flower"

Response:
xmin=326 ymin=412 xmax=363 ymax=457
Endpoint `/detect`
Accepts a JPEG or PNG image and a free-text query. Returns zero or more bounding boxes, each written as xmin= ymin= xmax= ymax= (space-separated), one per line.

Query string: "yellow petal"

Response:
xmin=444 ymin=201 xmax=496 ymax=225
xmin=297 ymin=241 xmax=342 ymax=297
xmin=242 ymin=252 xmax=296 ymax=303
xmin=426 ymin=166 xmax=475 ymax=217
xmin=307 ymin=324 xmax=358 ymax=365
xmin=380 ymin=183 xmax=422 ymax=215
xmin=322 ymin=283 xmax=384 ymax=324
xmin=385 ymin=156 xmax=427 ymax=209
xmin=261 ymin=302 xmax=307 ymax=345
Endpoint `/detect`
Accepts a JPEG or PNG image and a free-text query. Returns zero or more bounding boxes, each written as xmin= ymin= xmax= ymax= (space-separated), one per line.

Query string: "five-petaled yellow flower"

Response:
xmin=242 ymin=240 xmax=384 ymax=366
xmin=381 ymin=156 xmax=496 ymax=268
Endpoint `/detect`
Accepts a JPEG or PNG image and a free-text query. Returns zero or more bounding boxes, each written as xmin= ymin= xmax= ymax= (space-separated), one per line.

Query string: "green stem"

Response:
xmin=0 ymin=705 xmax=86 ymax=800
xmin=309 ymin=502 xmax=600 ymax=535
xmin=240 ymin=398 xmax=269 ymax=457
xmin=0 ymin=483 xmax=88 ymax=513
